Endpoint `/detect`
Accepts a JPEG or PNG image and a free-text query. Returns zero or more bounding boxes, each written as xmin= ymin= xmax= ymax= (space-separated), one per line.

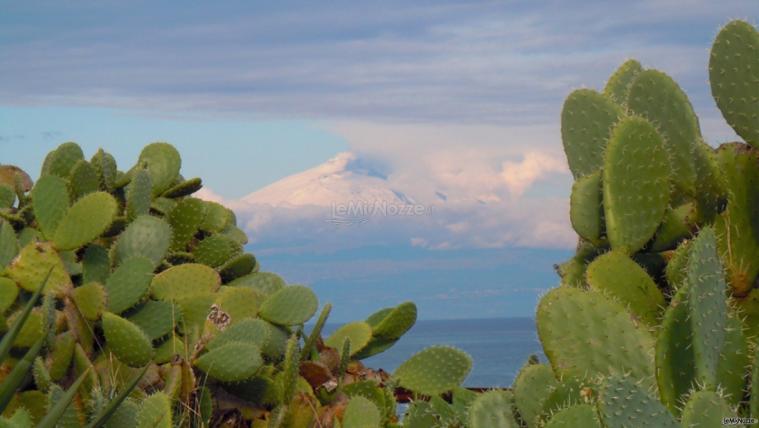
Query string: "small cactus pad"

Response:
xmin=90 ymin=148 xmax=117 ymax=191
xmin=513 ymin=363 xmax=557 ymax=428
xmin=585 ymin=250 xmax=663 ymax=326
xmin=68 ymin=159 xmax=99 ymax=199
xmin=544 ymin=404 xmax=602 ymax=428
xmin=113 ymin=215 xmax=172 ymax=267
xmin=603 ymin=59 xmax=643 ymax=107
xmin=665 ymin=239 xmax=692 ymax=289
xmin=228 ymin=272 xmax=285 ymax=297
xmin=343 ymin=395 xmax=382 ymax=428
xmin=47 ymin=331 xmax=76 ymax=380
xmin=598 ymin=374 xmax=678 ymax=428
xmin=259 ymin=285 xmax=318 ymax=326
xmin=627 ymin=69 xmax=701 ymax=195
xmin=686 ymin=227 xmax=728 ymax=388
xmin=102 ymin=312 xmax=154 ymax=367
xmin=7 ymin=241 xmax=72 ymax=296
xmin=72 ymin=282 xmax=106 ymax=320
xmin=125 ymin=169 xmax=152 ymax=221
xmin=150 ymin=263 xmax=221 ymax=301
xmin=199 ymin=201 xmax=231 ymax=233
xmin=325 ymin=322 xmax=372 ymax=357
xmin=128 ymin=300 xmax=179 ymax=341
xmin=167 ymin=197 xmax=205 ymax=251
xmin=31 ymin=175 xmax=70 ymax=239
xmin=41 ymin=142 xmax=84 ymax=178
xmin=137 ymin=143 xmax=182 ymax=196
xmin=136 ymin=392 xmax=172 ymax=428
xmin=681 ymin=390 xmax=732 ymax=428
xmin=218 ymin=253 xmax=257 ymax=283
xmin=394 ymin=345 xmax=472 ymax=396
xmin=52 ymin=191 xmax=117 ymax=250
xmin=536 ymin=287 xmax=654 ymax=381
xmin=569 ymin=171 xmax=603 ymax=244
xmin=714 ymin=143 xmax=759 ymax=296
xmin=206 ymin=318 xmax=270 ymax=350
xmin=193 ymin=234 xmax=242 ymax=268
xmin=650 ymin=202 xmax=696 ymax=251
xmin=162 ymin=177 xmax=202 ymax=198
xmin=468 ymin=390 xmax=518 ymax=428
xmin=709 ymin=20 xmax=759 ymax=146
xmin=561 ymin=89 xmax=623 ymax=178
xmin=603 ymin=116 xmax=670 ymax=253
xmin=655 ymin=285 xmax=695 ymax=414
xmin=368 ymin=301 xmax=417 ymax=340
xmin=194 ymin=342 xmax=263 ymax=382
xmin=104 ymin=256 xmax=154 ymax=314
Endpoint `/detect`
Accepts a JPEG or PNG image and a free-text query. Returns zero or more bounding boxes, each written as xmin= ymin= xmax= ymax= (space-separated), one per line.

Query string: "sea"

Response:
xmin=323 ymin=317 xmax=544 ymax=388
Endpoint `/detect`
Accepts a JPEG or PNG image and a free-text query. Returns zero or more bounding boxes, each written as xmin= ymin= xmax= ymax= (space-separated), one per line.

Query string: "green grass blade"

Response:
xmin=85 ymin=364 xmax=149 ymax=428
xmin=0 ymin=268 xmax=51 ymax=363
xmin=0 ymin=338 xmax=44 ymax=412
xmin=37 ymin=367 xmax=90 ymax=428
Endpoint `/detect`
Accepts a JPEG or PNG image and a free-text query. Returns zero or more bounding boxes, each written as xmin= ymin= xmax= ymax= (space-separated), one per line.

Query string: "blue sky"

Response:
xmin=2 ymin=1 xmax=758 ymax=320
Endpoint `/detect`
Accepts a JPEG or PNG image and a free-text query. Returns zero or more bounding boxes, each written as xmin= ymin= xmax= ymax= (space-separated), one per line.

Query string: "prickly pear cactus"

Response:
xmin=0 ymin=141 xmax=449 ymax=426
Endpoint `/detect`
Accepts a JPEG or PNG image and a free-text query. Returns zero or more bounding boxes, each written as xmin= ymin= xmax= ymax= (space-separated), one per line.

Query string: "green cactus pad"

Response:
xmin=210 ymin=286 xmax=260 ymax=327
xmin=714 ymin=143 xmax=759 ymax=296
xmin=561 ymin=89 xmax=623 ymax=178
xmin=536 ymin=287 xmax=654 ymax=381
xmin=161 ymin=177 xmax=202 ymax=198
xmin=81 ymin=244 xmax=110 ymax=285
xmin=194 ymin=342 xmax=263 ymax=382
xmin=259 ymin=285 xmax=318 ymax=326
xmin=174 ymin=292 xmax=214 ymax=336
xmin=41 ymin=142 xmax=84 ymax=178
xmin=343 ymin=395 xmax=381 ymax=428
xmin=104 ymin=256 xmax=154 ymax=314
xmin=0 ymin=278 xmax=18 ymax=314
xmin=90 ymin=148 xmax=118 ymax=192
xmin=585 ymin=250 xmax=663 ymax=326
xmin=150 ymin=263 xmax=221 ymax=301
xmin=664 ymin=239 xmax=692 ymax=290
xmin=47 ymin=331 xmax=76 ymax=381
xmin=710 ymin=20 xmax=759 ymax=146
xmin=599 ymin=374 xmax=678 ymax=428
xmin=681 ymin=390 xmax=732 ymax=428
xmin=0 ymin=220 xmax=18 ymax=268
xmin=603 ymin=59 xmax=643 ymax=107
xmin=137 ymin=143 xmax=182 ymax=196
xmin=113 ymin=215 xmax=172 ymax=267
xmin=394 ymin=345 xmax=471 ymax=396
xmin=545 ymin=404 xmax=601 ymax=428
xmin=167 ymin=197 xmax=205 ymax=251
xmin=569 ymin=171 xmax=603 ymax=245
xmin=101 ymin=312 xmax=154 ymax=367
xmin=655 ymin=285 xmax=695 ymax=414
xmin=128 ymin=300 xmax=179 ymax=341
xmin=125 ymin=169 xmax=152 ymax=221
xmin=46 ymin=384 xmax=83 ymax=428
xmin=8 ymin=307 xmax=44 ymax=348
xmin=0 ymin=184 xmax=14 ymax=209
xmin=199 ymin=201 xmax=232 ymax=233
xmin=31 ymin=175 xmax=70 ymax=239
xmin=650 ymin=202 xmax=696 ymax=252
xmin=68 ymin=159 xmax=99 ymax=200
xmin=227 ymin=272 xmax=285 ymax=297
xmin=193 ymin=234 xmax=242 ymax=268
xmin=154 ymin=335 xmax=186 ymax=364
xmin=603 ymin=116 xmax=670 ymax=253
xmin=686 ymin=227 xmax=729 ymax=388
xmin=7 ymin=242 xmax=72 ymax=296
xmin=693 ymin=142 xmax=726 ymax=224
xmin=72 ymin=282 xmax=106 ymax=320
xmin=513 ymin=363 xmax=558 ymax=428
xmin=716 ymin=314 xmax=749 ymax=407
xmin=136 ymin=392 xmax=172 ymax=428
xmin=150 ymin=197 xmax=176 ymax=216
xmin=52 ymin=191 xmax=117 ymax=250
xmin=325 ymin=322 xmax=372 ymax=357
xmin=206 ymin=318 xmax=270 ymax=351
xmin=368 ymin=301 xmax=417 ymax=340
xmin=468 ymin=390 xmax=518 ymax=428
xmin=218 ymin=253 xmax=257 ymax=283
xmin=627 ymin=69 xmax=701 ymax=195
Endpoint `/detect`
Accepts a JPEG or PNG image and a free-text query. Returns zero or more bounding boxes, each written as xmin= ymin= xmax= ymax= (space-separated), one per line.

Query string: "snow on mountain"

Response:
xmin=240 ymin=152 xmax=415 ymax=207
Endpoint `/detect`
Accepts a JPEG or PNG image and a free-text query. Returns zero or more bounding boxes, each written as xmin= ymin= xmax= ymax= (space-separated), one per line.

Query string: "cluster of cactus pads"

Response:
xmin=0 ymin=139 xmax=477 ymax=427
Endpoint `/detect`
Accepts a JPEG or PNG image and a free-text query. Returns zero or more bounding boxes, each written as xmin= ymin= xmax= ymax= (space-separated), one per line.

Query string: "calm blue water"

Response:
xmin=323 ymin=317 xmax=544 ymax=388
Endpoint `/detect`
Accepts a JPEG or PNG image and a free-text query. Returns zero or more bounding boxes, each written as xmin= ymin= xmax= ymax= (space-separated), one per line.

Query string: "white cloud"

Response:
xmin=501 ymin=151 xmax=568 ymax=197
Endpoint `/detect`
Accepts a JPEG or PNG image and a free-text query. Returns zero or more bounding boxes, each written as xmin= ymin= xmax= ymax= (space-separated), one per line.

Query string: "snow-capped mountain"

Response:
xmin=240 ymin=152 xmax=415 ymax=207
